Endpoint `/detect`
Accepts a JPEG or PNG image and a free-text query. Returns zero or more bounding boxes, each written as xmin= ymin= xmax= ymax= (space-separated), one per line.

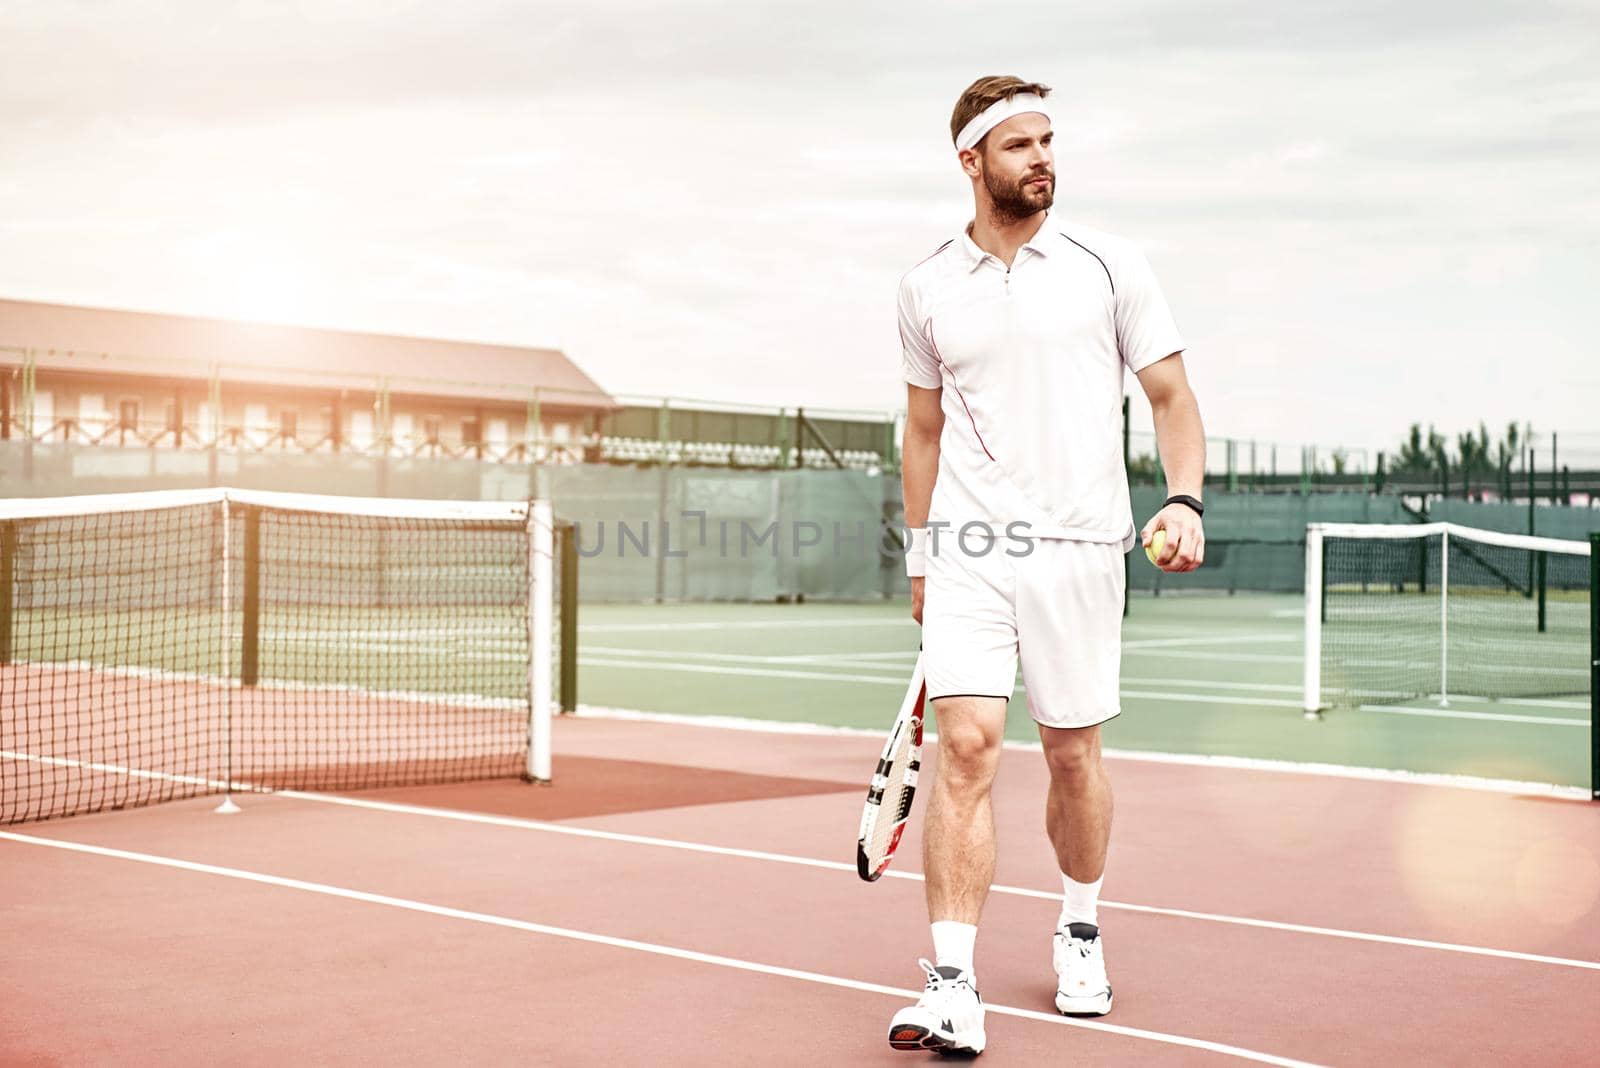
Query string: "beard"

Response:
xmin=984 ymin=167 xmax=1054 ymax=222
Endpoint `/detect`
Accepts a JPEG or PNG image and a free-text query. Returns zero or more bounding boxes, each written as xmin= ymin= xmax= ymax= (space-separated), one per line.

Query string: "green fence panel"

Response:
xmin=6 ymin=440 xmax=1593 ymax=604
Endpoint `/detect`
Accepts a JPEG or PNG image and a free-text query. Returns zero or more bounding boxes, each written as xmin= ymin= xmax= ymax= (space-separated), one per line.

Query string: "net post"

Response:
xmin=1526 ymin=449 xmax=1536 ymax=597
xmin=1536 ymin=550 xmax=1547 ymax=633
xmin=1550 ymin=432 xmax=1557 ymax=505
xmin=1302 ymin=525 xmax=1323 ymax=718
xmin=526 ymin=499 xmax=554 ymax=784
xmin=0 ymin=521 xmax=15 ymax=665
xmin=215 ymin=495 xmax=240 ymax=814
xmin=1439 ymin=527 xmax=1450 ymax=707
xmin=239 ymin=505 xmax=261 ymax=687
xmin=1590 ymin=531 xmax=1598 ymax=802
xmin=1320 ymin=538 xmax=1329 ymax=626
xmin=559 ymin=519 xmax=579 ymax=714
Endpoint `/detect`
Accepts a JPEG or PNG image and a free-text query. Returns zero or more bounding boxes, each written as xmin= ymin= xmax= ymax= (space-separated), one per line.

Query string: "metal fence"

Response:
xmin=4 ymin=439 xmax=1596 ymax=603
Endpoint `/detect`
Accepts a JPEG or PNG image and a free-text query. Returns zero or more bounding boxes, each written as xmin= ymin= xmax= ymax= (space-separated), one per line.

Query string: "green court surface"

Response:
xmin=576 ymin=592 xmax=1594 ymax=792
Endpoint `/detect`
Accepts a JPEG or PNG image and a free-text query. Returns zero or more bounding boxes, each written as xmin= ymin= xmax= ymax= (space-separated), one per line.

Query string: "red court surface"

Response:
xmin=4 ymin=714 xmax=1599 ymax=1066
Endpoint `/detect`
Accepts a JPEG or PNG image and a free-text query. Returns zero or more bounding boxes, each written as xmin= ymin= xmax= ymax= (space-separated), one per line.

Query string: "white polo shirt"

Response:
xmin=898 ymin=214 xmax=1184 ymax=549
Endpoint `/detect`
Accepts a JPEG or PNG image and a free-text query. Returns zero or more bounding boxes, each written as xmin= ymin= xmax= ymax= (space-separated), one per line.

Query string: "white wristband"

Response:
xmin=904 ymin=527 xmax=929 ymax=578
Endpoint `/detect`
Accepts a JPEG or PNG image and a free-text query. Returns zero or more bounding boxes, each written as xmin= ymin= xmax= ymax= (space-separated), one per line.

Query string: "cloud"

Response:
xmin=0 ymin=0 xmax=1595 ymax=451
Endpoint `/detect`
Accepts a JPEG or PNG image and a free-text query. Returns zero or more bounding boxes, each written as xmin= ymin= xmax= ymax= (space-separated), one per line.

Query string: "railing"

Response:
xmin=2 ymin=417 xmax=892 ymax=472
xmin=1126 ymin=430 xmax=1378 ymax=494
xmin=8 ymin=343 xmax=1591 ymax=488
xmin=6 ymin=416 xmax=593 ymax=463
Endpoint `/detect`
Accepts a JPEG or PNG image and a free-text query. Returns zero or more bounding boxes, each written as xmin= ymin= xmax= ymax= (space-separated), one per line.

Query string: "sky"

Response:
xmin=2 ymin=0 xmax=1596 ymax=460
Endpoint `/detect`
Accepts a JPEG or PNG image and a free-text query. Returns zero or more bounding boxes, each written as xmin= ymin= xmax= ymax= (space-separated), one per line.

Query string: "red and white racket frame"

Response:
xmin=857 ymin=654 xmax=927 ymax=882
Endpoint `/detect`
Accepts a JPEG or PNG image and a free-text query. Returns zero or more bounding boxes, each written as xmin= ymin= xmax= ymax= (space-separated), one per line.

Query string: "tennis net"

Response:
xmin=1303 ymin=521 xmax=1594 ymax=714
xmin=1 ymin=488 xmax=568 ymax=824
xmin=1305 ymin=521 xmax=1593 ymax=796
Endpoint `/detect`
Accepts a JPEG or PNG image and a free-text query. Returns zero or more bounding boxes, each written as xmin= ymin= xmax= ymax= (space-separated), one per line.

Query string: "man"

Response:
xmin=887 ymin=75 xmax=1206 ymax=1056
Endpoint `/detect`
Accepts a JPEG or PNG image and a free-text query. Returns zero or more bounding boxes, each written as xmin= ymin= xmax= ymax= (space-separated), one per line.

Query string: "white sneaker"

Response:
xmin=888 ymin=959 xmax=986 ymax=1055
xmin=1053 ymin=922 xmax=1113 ymax=1016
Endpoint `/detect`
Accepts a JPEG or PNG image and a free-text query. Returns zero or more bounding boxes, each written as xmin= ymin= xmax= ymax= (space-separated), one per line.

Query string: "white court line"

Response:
xmin=797 ymin=650 xmax=924 ymax=664
xmin=580 ymin=649 xmax=1591 ymax=714
xmin=0 ymin=830 xmax=1322 ymax=1068
xmin=1308 ymin=689 xmax=1587 ymax=711
xmin=234 ymin=789 xmax=1599 ymax=972
xmin=565 ymin=706 xmax=1593 ymax=800
xmin=1120 ymin=688 xmax=1299 ymax=708
xmin=582 ymin=646 xmax=883 ymax=667
xmin=1126 ymin=678 xmax=1293 ymax=694
xmin=592 ymin=645 xmax=1310 ymax=688
xmin=578 ymin=656 xmax=915 ymax=687
xmin=1123 ymin=633 xmax=1300 ymax=649
xmin=5 ymin=720 xmax=1593 ymax=967
xmin=1341 ymin=657 xmax=1586 ymax=679
xmin=576 ymin=656 xmax=1586 ymax=726
xmin=585 ymin=645 xmax=1587 ymax=703
xmin=1123 ymin=649 xmax=1302 ymax=664
xmin=0 ymin=750 xmax=230 ymax=791
xmin=580 ymin=618 xmax=915 ymax=633
xmin=1357 ymin=705 xmax=1589 ymax=727
xmin=3 ymin=658 xmax=524 ymax=711
xmin=1130 ymin=690 xmax=1589 ymax=726
xmin=1511 ymin=696 xmax=1598 ymax=711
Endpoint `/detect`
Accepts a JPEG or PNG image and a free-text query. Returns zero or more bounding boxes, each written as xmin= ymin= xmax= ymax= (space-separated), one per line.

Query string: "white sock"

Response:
xmin=930 ymin=920 xmax=977 ymax=976
xmin=1060 ymin=872 xmax=1104 ymax=929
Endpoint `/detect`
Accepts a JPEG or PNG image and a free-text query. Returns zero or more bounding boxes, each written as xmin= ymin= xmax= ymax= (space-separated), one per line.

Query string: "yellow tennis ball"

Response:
xmin=1144 ymin=528 xmax=1167 ymax=566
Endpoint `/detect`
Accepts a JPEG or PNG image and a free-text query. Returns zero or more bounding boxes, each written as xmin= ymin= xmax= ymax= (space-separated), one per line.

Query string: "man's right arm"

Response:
xmin=902 ymin=384 xmax=943 ymax=528
xmin=903 ymin=384 xmax=943 ymax=621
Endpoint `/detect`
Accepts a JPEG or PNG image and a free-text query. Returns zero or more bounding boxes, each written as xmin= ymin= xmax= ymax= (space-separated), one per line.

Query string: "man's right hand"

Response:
xmin=911 ymin=576 xmax=925 ymax=624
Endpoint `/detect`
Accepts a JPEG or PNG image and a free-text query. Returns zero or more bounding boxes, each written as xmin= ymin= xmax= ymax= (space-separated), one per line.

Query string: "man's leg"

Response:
xmin=888 ymin=694 xmax=1005 ymax=1054
xmin=1039 ymin=721 xmax=1115 ymax=1015
xmin=892 ymin=538 xmax=1015 ymax=1054
xmin=924 ymin=695 xmax=1009 ymax=936
xmin=1038 ymin=722 xmax=1112 ymax=895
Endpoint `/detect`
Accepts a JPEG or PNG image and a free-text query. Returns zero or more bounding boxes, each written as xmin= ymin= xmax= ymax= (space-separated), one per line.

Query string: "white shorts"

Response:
xmin=922 ymin=535 xmax=1126 ymax=730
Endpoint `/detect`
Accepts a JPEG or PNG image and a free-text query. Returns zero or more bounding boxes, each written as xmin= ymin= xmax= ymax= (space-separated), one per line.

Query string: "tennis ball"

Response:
xmin=1144 ymin=528 xmax=1167 ymax=566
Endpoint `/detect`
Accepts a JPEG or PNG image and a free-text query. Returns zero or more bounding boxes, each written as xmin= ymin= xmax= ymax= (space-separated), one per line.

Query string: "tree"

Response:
xmin=1427 ymin=426 xmax=1449 ymax=477
xmin=1385 ymin=420 xmax=1530 ymax=495
xmin=1495 ymin=422 xmax=1522 ymax=471
xmin=1456 ymin=426 xmax=1494 ymax=476
xmin=1395 ymin=423 xmax=1432 ymax=474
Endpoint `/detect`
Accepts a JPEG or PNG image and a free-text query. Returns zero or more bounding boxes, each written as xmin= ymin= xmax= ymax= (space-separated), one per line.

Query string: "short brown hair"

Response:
xmin=950 ymin=75 xmax=1053 ymax=146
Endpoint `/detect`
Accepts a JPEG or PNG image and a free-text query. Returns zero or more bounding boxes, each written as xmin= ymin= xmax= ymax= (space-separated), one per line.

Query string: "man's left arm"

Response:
xmin=1135 ymin=354 xmax=1205 ymax=572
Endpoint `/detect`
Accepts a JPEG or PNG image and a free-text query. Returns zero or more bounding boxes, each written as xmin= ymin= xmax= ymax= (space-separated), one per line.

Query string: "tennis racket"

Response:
xmin=857 ymin=652 xmax=927 ymax=882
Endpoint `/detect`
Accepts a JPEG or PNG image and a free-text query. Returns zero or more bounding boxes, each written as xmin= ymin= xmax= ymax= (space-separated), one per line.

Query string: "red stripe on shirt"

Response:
xmin=926 ymin=317 xmax=995 ymax=463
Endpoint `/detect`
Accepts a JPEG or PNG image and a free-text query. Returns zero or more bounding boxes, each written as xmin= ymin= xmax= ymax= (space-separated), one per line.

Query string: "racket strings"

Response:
xmin=865 ymin=721 xmax=918 ymax=866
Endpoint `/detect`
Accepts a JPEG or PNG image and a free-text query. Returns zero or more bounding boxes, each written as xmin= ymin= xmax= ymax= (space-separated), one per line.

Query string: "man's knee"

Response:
xmin=1042 ymin=726 xmax=1103 ymax=785
xmin=935 ymin=709 xmax=1003 ymax=791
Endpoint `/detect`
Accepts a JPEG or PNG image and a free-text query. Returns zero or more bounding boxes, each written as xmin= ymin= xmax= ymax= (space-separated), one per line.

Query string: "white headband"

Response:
xmin=954 ymin=92 xmax=1052 ymax=152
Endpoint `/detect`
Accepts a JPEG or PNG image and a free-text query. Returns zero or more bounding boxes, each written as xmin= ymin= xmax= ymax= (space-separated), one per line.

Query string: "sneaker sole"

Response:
xmin=888 ymin=1023 xmax=985 ymax=1056
xmin=1055 ymin=990 xmax=1113 ymax=1017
